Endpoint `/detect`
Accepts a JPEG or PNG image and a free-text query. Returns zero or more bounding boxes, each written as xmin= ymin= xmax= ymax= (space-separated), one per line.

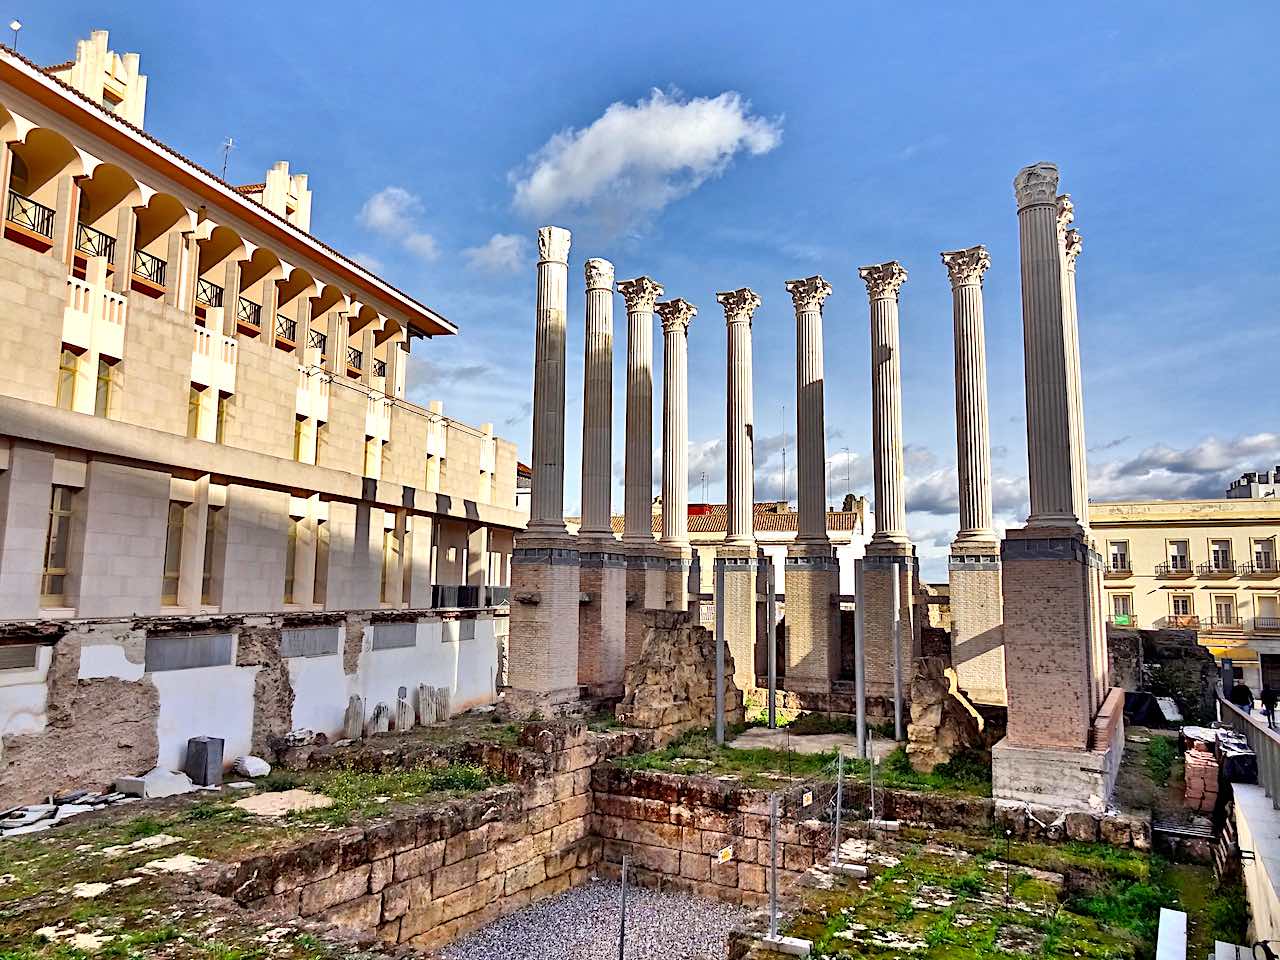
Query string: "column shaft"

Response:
xmin=718 ymin=289 xmax=760 ymax=545
xmin=658 ymin=299 xmax=696 ymax=546
xmin=786 ymin=277 xmax=833 ymax=544
xmin=580 ymin=259 xmax=615 ymax=536
xmin=529 ymin=226 xmax=571 ymax=530
xmin=618 ymin=277 xmax=663 ymax=544
xmin=859 ymin=262 xmax=909 ymax=548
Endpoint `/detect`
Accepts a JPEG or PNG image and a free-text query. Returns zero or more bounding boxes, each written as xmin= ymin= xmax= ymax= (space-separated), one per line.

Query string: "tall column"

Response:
xmin=783 ymin=276 xmax=839 ymax=691
xmin=579 ymin=258 xmax=615 ymax=537
xmin=716 ymin=288 xmax=761 ymax=693
xmin=658 ymin=298 xmax=696 ymax=610
xmin=942 ymin=245 xmax=1005 ymax=706
xmin=578 ymin=258 xmax=626 ymax=697
xmin=1057 ymin=196 xmax=1090 ymax=529
xmin=618 ymin=276 xmax=663 ymax=545
xmin=528 ymin=226 xmax=572 ymax=532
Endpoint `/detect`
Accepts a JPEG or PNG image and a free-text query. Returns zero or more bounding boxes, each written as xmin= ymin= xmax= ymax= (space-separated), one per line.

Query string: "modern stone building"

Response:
xmin=0 ymin=32 xmax=522 ymax=791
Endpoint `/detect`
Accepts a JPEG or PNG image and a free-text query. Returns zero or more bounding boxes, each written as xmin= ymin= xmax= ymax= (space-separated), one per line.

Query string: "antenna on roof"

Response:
xmin=700 ymin=471 xmax=708 ymax=505
xmin=781 ymin=405 xmax=788 ymax=507
xmin=8 ymin=19 xmax=20 ymax=51
xmin=219 ymin=137 xmax=235 ymax=180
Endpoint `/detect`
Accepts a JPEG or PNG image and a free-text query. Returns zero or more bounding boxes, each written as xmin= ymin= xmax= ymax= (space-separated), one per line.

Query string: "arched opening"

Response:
xmin=4 ymin=127 xmax=80 ymax=250
xmin=72 ymin=162 xmax=139 ymax=278
xmin=277 ymin=267 xmax=320 ymax=357
xmin=194 ymin=223 xmax=244 ymax=325
xmin=346 ymin=303 xmax=379 ymax=380
xmin=310 ymin=282 xmax=346 ymax=369
xmin=237 ymin=247 xmax=282 ymax=342
xmin=131 ymin=192 xmax=187 ymax=296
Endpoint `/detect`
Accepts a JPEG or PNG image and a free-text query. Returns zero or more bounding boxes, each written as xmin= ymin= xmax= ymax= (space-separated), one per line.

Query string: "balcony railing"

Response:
xmin=431 ymin=584 xmax=481 ymax=609
xmin=1105 ymin=563 xmax=1132 ymax=577
xmin=133 ymin=249 xmax=166 ymax=287
xmin=75 ymin=222 xmax=116 ymax=262
xmin=1159 ymin=614 xmax=1202 ymax=630
xmin=196 ymin=278 xmax=224 ymax=308
xmin=236 ymin=297 xmax=262 ymax=329
xmin=307 ymin=329 xmax=327 ymax=354
xmin=346 ymin=346 xmax=363 ymax=371
xmin=275 ymin=315 xmax=297 ymax=343
xmin=1196 ymin=561 xmax=1235 ymax=577
xmin=1107 ymin=613 xmax=1136 ymax=627
xmin=6 ymin=191 xmax=55 ymax=238
xmin=1252 ymin=617 xmax=1280 ymax=633
xmin=1204 ymin=616 xmax=1244 ymax=631
xmin=488 ymin=585 xmax=510 ymax=606
xmin=373 ymin=358 xmax=387 ymax=378
xmin=1239 ymin=561 xmax=1280 ymax=577
xmin=1155 ymin=561 xmax=1193 ymax=577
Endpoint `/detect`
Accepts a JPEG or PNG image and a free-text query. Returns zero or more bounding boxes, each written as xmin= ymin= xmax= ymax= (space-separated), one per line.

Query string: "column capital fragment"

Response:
xmin=1064 ymin=229 xmax=1083 ymax=267
xmin=940 ymin=245 xmax=991 ymax=288
xmin=617 ymin=276 xmax=664 ymax=311
xmin=656 ymin=297 xmax=697 ymax=332
xmin=1056 ymin=193 xmax=1075 ymax=237
xmin=584 ymin=257 xmax=615 ymax=290
xmin=717 ymin=287 xmax=761 ymax=325
xmin=785 ymin=275 xmax=832 ymax=313
xmin=1013 ymin=161 xmax=1060 ymax=208
xmin=858 ymin=261 xmax=908 ymax=301
xmin=537 ymin=225 xmax=571 ymax=264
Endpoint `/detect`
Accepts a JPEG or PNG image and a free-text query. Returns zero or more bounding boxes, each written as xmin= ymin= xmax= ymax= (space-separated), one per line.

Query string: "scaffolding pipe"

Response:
xmin=854 ymin=559 xmax=866 ymax=759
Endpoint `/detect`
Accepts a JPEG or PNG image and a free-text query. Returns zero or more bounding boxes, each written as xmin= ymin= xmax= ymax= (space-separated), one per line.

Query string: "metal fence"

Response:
xmin=1219 ymin=685 xmax=1280 ymax=809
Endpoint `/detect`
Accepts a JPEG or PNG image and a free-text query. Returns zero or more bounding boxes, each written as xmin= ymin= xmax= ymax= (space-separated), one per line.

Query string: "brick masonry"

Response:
xmin=508 ymin=539 xmax=581 ymax=702
xmin=782 ymin=552 xmax=839 ymax=692
xmin=948 ymin=554 xmax=1005 ymax=706
xmin=577 ymin=548 xmax=626 ymax=697
xmin=861 ymin=555 xmax=917 ymax=702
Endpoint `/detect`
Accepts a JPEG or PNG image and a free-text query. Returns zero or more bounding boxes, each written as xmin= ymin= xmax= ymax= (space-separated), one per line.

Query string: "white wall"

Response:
xmin=0 ymin=646 xmax=51 ymax=751
xmin=288 ymin=653 xmax=352 ymax=739
xmin=355 ymin=617 xmax=497 ymax=716
xmin=151 ymin=663 xmax=257 ymax=770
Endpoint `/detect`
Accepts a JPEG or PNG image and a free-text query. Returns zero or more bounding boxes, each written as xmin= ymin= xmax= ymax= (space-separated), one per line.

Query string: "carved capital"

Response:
xmin=584 ymin=257 xmax=614 ymax=291
xmin=1056 ymin=193 xmax=1075 ymax=238
xmin=716 ymin=287 xmax=761 ymax=325
xmin=656 ymin=298 xmax=696 ymax=333
xmin=858 ymin=261 xmax=908 ymax=300
xmin=1013 ymin=162 xmax=1059 ymax=208
xmin=785 ymin=275 xmax=832 ymax=313
xmin=940 ymin=245 xmax=991 ymax=288
xmin=1064 ymin=228 xmax=1082 ymax=268
xmin=616 ymin=276 xmax=664 ymax=312
xmin=537 ymin=226 xmax=571 ymax=264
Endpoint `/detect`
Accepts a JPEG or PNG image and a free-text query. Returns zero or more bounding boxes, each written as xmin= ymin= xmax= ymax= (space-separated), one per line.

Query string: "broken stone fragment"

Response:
xmin=234 ymin=756 xmax=271 ymax=778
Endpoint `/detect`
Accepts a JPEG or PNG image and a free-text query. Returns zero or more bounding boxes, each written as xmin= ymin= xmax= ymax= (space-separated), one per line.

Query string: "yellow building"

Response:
xmin=1089 ymin=489 xmax=1280 ymax=690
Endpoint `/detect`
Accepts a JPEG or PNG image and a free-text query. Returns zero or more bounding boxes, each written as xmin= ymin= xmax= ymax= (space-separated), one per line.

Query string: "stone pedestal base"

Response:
xmin=783 ymin=545 xmax=839 ymax=692
xmin=949 ymin=544 xmax=1005 ymax=706
xmin=508 ymin=534 xmax=581 ymax=699
xmin=862 ymin=550 xmax=916 ymax=701
xmin=661 ymin=547 xmax=692 ymax=612
xmin=578 ymin=542 xmax=626 ymax=698
xmin=718 ymin=545 xmax=758 ymax=694
xmin=624 ymin=547 xmax=659 ymax=667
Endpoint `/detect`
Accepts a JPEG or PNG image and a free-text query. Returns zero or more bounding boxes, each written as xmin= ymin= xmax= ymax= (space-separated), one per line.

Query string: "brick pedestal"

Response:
xmin=718 ymin=546 xmax=758 ymax=694
xmin=624 ymin=549 xmax=660 ymax=667
xmin=862 ymin=550 xmax=916 ymax=702
xmin=948 ymin=543 xmax=1005 ymax=706
xmin=508 ymin=535 xmax=581 ymax=710
xmin=663 ymin=548 xmax=691 ymax=613
xmin=578 ymin=541 xmax=626 ymax=698
xmin=782 ymin=546 xmax=839 ymax=693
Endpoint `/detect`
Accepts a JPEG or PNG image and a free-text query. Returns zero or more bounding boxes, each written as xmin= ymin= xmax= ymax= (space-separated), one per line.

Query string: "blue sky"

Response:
xmin=27 ymin=2 xmax=1280 ymax=579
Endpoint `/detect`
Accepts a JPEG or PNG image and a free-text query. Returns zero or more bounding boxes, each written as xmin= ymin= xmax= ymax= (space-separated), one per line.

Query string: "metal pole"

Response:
xmin=766 ymin=555 xmax=777 ymax=729
xmin=891 ymin=566 xmax=903 ymax=742
xmin=768 ymin=792 xmax=779 ymax=939
xmin=715 ymin=557 xmax=726 ymax=745
xmin=832 ymin=750 xmax=844 ymax=863
xmin=869 ymin=748 xmax=877 ymax=824
xmin=619 ymin=853 xmax=629 ymax=960
xmin=853 ymin=559 xmax=866 ymax=759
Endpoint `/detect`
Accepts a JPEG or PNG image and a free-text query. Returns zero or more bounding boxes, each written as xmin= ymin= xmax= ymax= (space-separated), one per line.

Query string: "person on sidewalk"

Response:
xmin=1263 ymin=687 xmax=1278 ymax=729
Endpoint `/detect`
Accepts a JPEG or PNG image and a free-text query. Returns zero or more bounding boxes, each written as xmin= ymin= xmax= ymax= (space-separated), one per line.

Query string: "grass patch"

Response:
xmin=285 ymin=762 xmax=498 ymax=825
xmin=1144 ymin=735 xmax=1178 ymax=788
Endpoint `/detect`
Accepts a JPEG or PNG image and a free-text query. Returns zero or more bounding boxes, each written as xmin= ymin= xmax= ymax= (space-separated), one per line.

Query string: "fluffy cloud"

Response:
xmin=463 ymin=233 xmax=529 ymax=273
xmin=511 ymin=89 xmax=782 ymax=231
xmin=357 ymin=187 xmax=439 ymax=262
xmin=1090 ymin=433 xmax=1280 ymax=501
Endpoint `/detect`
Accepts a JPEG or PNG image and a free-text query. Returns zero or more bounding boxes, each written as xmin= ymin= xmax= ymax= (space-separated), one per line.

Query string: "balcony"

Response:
xmin=372 ymin=357 xmax=387 ymax=378
xmin=75 ymin=223 xmax=116 ymax=263
xmin=307 ymin=329 xmax=327 ymax=353
xmin=346 ymin=346 xmax=364 ymax=376
xmin=1107 ymin=614 xmax=1137 ymax=628
xmin=62 ymin=260 xmax=127 ymax=368
xmin=196 ymin=278 xmax=224 ymax=308
xmin=1104 ymin=563 xmax=1132 ymax=579
xmin=1195 ymin=561 xmax=1236 ymax=579
xmin=1204 ymin=616 xmax=1244 ymax=632
xmin=275 ymin=315 xmax=297 ymax=346
xmin=1158 ymin=614 xmax=1202 ymax=630
xmin=6 ymin=190 xmax=55 ymax=241
xmin=236 ymin=297 xmax=262 ymax=333
xmin=295 ymin=365 xmax=330 ymax=422
xmin=132 ymin=249 xmax=166 ymax=291
xmin=431 ymin=585 xmax=508 ymax=609
xmin=191 ymin=323 xmax=238 ymax=395
xmin=1155 ymin=561 xmax=1194 ymax=579
xmin=1240 ymin=561 xmax=1280 ymax=579
xmin=1252 ymin=617 xmax=1280 ymax=634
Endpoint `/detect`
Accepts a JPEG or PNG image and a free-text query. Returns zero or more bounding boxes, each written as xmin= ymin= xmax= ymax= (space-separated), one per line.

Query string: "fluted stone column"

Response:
xmin=858 ymin=261 xmax=916 ymax=705
xmin=577 ymin=258 xmax=625 ymax=696
xmin=717 ymin=288 xmax=761 ymax=693
xmin=942 ymin=246 xmax=1005 ymax=706
xmin=658 ymin=298 xmax=696 ymax=611
xmin=509 ymin=226 xmax=580 ymax=709
xmin=995 ymin=163 xmax=1115 ymax=813
xmin=783 ymin=277 xmax=839 ymax=691
xmin=617 ymin=276 xmax=664 ymax=664
xmin=1057 ymin=196 xmax=1090 ymax=531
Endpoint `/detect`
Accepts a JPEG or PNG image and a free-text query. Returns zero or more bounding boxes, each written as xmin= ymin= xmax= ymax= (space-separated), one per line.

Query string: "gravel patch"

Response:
xmin=440 ymin=878 xmax=752 ymax=960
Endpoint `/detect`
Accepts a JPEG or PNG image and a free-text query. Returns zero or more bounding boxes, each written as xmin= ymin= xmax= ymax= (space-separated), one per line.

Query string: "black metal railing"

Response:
xmin=1155 ymin=560 xmax=1192 ymax=576
xmin=1107 ymin=613 xmax=1136 ymax=627
xmin=1196 ymin=561 xmax=1235 ymax=576
xmin=346 ymin=346 xmax=363 ymax=370
xmin=1252 ymin=617 xmax=1280 ymax=633
xmin=372 ymin=358 xmax=387 ymax=378
xmin=275 ymin=316 xmax=297 ymax=342
xmin=1158 ymin=614 xmax=1201 ymax=629
xmin=6 ymin=190 xmax=55 ymax=238
xmin=133 ymin=249 xmax=166 ymax=286
xmin=1106 ymin=562 xmax=1131 ymax=575
xmin=431 ymin=584 xmax=482 ymax=609
xmin=1240 ymin=561 xmax=1280 ymax=576
xmin=307 ymin=329 xmax=327 ymax=352
xmin=195 ymin=278 xmax=224 ymax=308
xmin=1204 ymin=616 xmax=1244 ymax=630
xmin=75 ymin=222 xmax=116 ymax=261
xmin=488 ymin=585 xmax=510 ymax=606
xmin=237 ymin=297 xmax=261 ymax=329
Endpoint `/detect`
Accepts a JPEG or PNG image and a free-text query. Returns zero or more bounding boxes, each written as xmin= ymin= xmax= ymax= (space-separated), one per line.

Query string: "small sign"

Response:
xmin=802 ymin=790 xmax=814 ymax=808
xmin=717 ymin=846 xmax=734 ymax=863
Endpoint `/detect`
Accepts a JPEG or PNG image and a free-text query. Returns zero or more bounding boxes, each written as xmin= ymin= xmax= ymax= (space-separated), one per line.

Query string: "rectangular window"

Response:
xmin=144 ymin=632 xmax=233 ymax=672
xmin=370 ymin=622 xmax=415 ymax=651
xmin=1108 ymin=541 xmax=1129 ymax=572
xmin=1211 ymin=539 xmax=1232 ymax=571
xmin=215 ymin=392 xmax=230 ymax=444
xmin=0 ymin=643 xmax=40 ymax=671
xmin=160 ymin=501 xmax=185 ymax=605
xmin=280 ymin=626 xmax=340 ymax=658
xmin=187 ymin=386 xmax=204 ymax=438
xmin=201 ymin=505 xmax=222 ymax=606
xmin=1168 ymin=540 xmax=1190 ymax=570
xmin=1256 ymin=538 xmax=1276 ymax=572
xmin=1171 ymin=594 xmax=1193 ymax=618
xmin=1112 ymin=594 xmax=1133 ymax=619
xmin=284 ymin=517 xmax=299 ymax=604
xmin=313 ymin=520 xmax=329 ymax=606
xmin=315 ymin=422 xmax=328 ymax=467
xmin=293 ymin=416 xmax=306 ymax=462
xmin=41 ymin=486 xmax=75 ymax=607
xmin=381 ymin=527 xmax=401 ymax=603
xmin=57 ymin=349 xmax=78 ymax=410
xmin=1214 ymin=594 xmax=1237 ymax=624
xmin=94 ymin=358 xmax=120 ymax=418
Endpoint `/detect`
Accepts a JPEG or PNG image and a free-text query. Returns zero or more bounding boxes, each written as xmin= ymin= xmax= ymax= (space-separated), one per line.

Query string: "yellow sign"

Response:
xmin=802 ymin=790 xmax=813 ymax=808
xmin=717 ymin=846 xmax=733 ymax=863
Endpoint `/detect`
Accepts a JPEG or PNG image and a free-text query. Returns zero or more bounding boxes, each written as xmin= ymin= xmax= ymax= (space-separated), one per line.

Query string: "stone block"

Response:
xmin=300 ymin=865 xmax=371 ymax=916
xmin=394 ymin=840 xmax=445 ymax=881
xmin=503 ymin=857 xmax=546 ymax=895
xmin=369 ymin=857 xmax=394 ymax=894
xmin=433 ymin=857 xmax=478 ymax=899
xmin=183 ymin=736 xmax=224 ymax=787
xmin=316 ymin=893 xmax=381 ymax=931
xmin=679 ymin=851 xmax=710 ymax=881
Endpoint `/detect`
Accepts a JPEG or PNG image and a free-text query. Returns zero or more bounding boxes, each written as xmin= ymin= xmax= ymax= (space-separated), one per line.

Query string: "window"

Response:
xmin=280 ymin=626 xmax=340 ymax=658
xmin=370 ymin=622 xmax=415 ymax=650
xmin=41 ymin=486 xmax=75 ymax=607
xmin=364 ymin=436 xmax=381 ymax=478
xmin=293 ymin=416 xmax=306 ymax=462
xmin=57 ymin=349 xmax=78 ymax=410
xmin=1108 ymin=541 xmax=1129 ymax=572
xmin=313 ymin=520 xmax=329 ymax=606
xmin=1171 ymin=594 xmax=1193 ymax=619
xmin=381 ymin=527 xmax=401 ymax=603
xmin=94 ymin=358 xmax=120 ymax=418
xmin=315 ymin=422 xmax=328 ymax=467
xmin=144 ymin=632 xmax=233 ymax=672
xmin=160 ymin=501 xmax=185 ymax=605
xmin=1168 ymin=540 xmax=1190 ymax=571
xmin=1214 ymin=595 xmax=1237 ymax=624
xmin=201 ymin=506 xmax=223 ymax=606
xmin=1256 ymin=538 xmax=1276 ymax=572
xmin=215 ymin=393 xmax=230 ymax=444
xmin=187 ymin=386 xmax=204 ymax=438
xmin=284 ymin=517 xmax=299 ymax=604
xmin=1211 ymin=539 xmax=1232 ymax=571
xmin=0 ymin=644 xmax=40 ymax=671
xmin=1111 ymin=594 xmax=1133 ymax=623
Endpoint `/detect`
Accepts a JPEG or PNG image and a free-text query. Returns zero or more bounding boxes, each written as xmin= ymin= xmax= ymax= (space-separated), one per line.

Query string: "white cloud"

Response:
xmin=511 ymin=88 xmax=782 ymax=231
xmin=357 ymin=186 xmax=439 ymax=262
xmin=351 ymin=251 xmax=385 ymax=273
xmin=1090 ymin=433 xmax=1280 ymax=502
xmin=463 ymin=233 xmax=529 ymax=273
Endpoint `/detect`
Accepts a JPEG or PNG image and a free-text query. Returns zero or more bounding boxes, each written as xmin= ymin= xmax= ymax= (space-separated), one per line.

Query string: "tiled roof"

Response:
xmin=2 ymin=44 xmax=453 ymax=337
xmin=234 ymin=183 xmax=266 ymax=194
xmin=43 ymin=61 xmax=74 ymax=73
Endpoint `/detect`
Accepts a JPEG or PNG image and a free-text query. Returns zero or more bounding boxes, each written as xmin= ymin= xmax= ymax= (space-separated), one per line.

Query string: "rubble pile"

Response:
xmin=1183 ymin=742 xmax=1219 ymax=813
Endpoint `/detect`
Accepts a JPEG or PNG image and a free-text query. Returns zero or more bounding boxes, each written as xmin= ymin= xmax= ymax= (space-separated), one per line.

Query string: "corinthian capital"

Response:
xmin=716 ymin=287 xmax=761 ymax=325
xmin=1056 ymin=193 xmax=1075 ymax=237
xmin=940 ymin=246 xmax=991 ymax=288
xmin=785 ymin=275 xmax=832 ymax=313
xmin=616 ymin=276 xmax=664 ymax=312
xmin=858 ymin=261 xmax=908 ymax=300
xmin=656 ymin=298 xmax=697 ymax=332
xmin=537 ymin=226 xmax=571 ymax=264
xmin=584 ymin=257 xmax=614 ymax=291
xmin=1013 ymin=162 xmax=1060 ymax=208
xmin=1064 ymin=229 xmax=1082 ymax=268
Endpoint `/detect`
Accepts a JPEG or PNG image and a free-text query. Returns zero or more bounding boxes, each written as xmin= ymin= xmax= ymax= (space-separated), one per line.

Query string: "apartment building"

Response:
xmin=1089 ymin=485 xmax=1280 ymax=691
xmin=0 ymin=32 xmax=522 ymax=797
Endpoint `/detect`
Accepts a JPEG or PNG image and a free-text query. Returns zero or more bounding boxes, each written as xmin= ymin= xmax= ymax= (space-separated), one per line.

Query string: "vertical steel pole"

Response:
xmin=768 ymin=792 xmax=779 ymax=939
xmin=854 ymin=559 xmax=866 ymax=759
xmin=891 ymin=566 xmax=903 ymax=742
xmin=618 ymin=853 xmax=628 ymax=960
xmin=715 ymin=557 xmax=726 ymax=745
xmin=766 ymin=555 xmax=777 ymax=729
xmin=832 ymin=750 xmax=844 ymax=863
